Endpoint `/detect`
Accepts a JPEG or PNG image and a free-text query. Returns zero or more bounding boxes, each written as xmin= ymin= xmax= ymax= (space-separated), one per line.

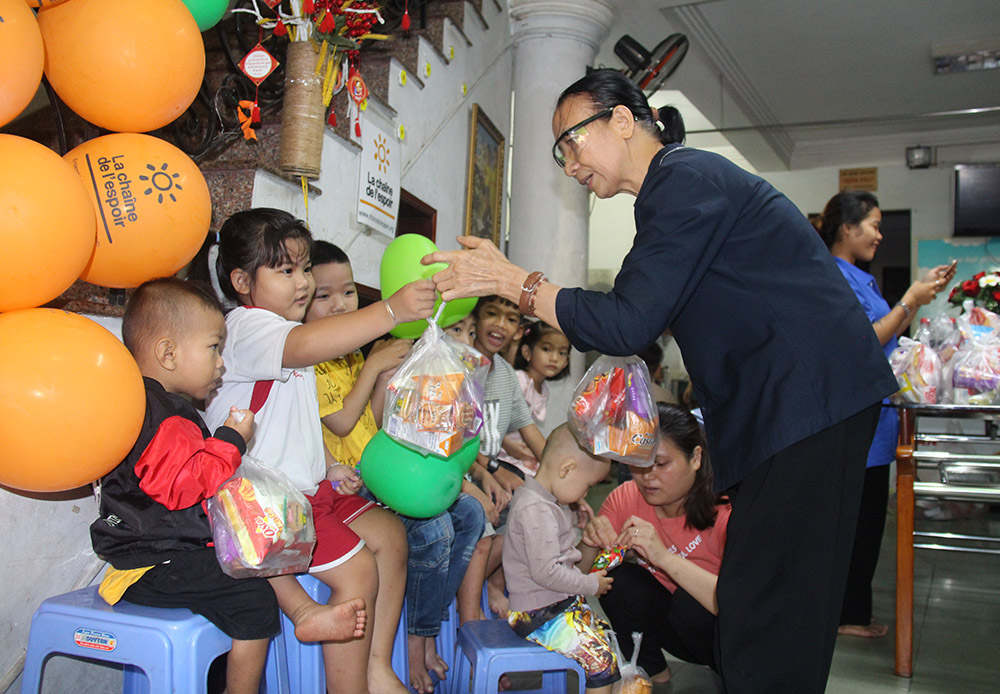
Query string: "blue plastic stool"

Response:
xmin=282 ymin=574 xmax=409 ymax=693
xmin=20 ymin=586 xmax=287 ymax=694
xmin=449 ymin=619 xmax=585 ymax=694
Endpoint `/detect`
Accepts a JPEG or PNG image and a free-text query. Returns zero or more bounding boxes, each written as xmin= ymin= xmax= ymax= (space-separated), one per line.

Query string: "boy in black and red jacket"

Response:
xmin=90 ymin=278 xmax=364 ymax=694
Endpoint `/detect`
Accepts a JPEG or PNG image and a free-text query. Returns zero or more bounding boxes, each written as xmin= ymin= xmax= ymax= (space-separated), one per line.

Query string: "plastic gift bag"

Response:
xmin=383 ymin=314 xmax=484 ymax=458
xmin=568 ymin=355 xmax=658 ymax=464
xmin=611 ymin=631 xmax=653 ymax=694
xmin=951 ymin=308 xmax=1000 ymax=405
xmin=889 ymin=337 xmax=941 ymax=404
xmin=207 ymin=456 xmax=315 ymax=578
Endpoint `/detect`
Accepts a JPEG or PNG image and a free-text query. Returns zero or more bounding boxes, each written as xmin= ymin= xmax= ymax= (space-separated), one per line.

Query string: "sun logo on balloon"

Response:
xmin=139 ymin=162 xmax=183 ymax=204
xmin=373 ymin=133 xmax=390 ymax=174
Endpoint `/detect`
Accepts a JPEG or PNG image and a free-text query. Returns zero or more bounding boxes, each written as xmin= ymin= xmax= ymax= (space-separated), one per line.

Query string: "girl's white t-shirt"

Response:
xmin=205 ymin=307 xmax=325 ymax=494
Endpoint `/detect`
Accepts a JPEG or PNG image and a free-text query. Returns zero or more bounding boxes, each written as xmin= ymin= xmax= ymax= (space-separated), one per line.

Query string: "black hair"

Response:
xmin=637 ymin=341 xmax=664 ymax=378
xmin=557 ymin=69 xmax=685 ymax=145
xmin=188 ymin=208 xmax=313 ymax=304
xmin=818 ymin=190 xmax=880 ymax=249
xmin=122 ymin=277 xmax=222 ymax=357
xmin=312 ymin=239 xmax=350 ymax=267
xmin=513 ymin=321 xmax=571 ymax=381
xmin=654 ymin=402 xmax=720 ymax=530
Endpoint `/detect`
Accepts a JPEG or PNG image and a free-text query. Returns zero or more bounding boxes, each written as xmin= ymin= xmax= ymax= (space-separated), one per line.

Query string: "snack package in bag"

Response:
xmin=951 ymin=308 xmax=1000 ymax=405
xmin=889 ymin=337 xmax=941 ymax=404
xmin=611 ymin=631 xmax=653 ymax=694
xmin=207 ymin=456 xmax=315 ymax=578
xmin=383 ymin=314 xmax=484 ymax=457
xmin=568 ymin=355 xmax=658 ymax=464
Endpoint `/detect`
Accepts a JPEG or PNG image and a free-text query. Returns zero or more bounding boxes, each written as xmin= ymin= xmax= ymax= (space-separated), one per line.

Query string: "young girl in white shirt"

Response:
xmin=203 ymin=208 xmax=436 ymax=694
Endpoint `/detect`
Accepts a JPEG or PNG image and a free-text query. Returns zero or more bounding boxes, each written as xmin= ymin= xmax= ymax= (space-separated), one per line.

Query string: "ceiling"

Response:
xmin=595 ymin=0 xmax=1000 ymax=171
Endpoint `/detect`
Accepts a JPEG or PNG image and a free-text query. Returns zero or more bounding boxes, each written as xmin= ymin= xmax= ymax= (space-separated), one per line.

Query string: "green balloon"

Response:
xmin=181 ymin=0 xmax=229 ymax=32
xmin=360 ymin=431 xmax=480 ymax=518
xmin=379 ymin=234 xmax=477 ymax=338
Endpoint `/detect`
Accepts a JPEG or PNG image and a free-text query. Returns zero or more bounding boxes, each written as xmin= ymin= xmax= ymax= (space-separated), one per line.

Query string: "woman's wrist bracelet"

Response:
xmin=384 ymin=299 xmax=399 ymax=325
xmin=896 ymin=300 xmax=911 ymax=319
xmin=519 ymin=271 xmax=548 ymax=317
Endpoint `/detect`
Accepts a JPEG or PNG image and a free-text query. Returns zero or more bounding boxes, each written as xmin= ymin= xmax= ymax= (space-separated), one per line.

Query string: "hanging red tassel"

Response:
xmin=328 ymin=109 xmax=337 ymax=127
xmin=319 ymin=10 xmax=337 ymax=33
xmin=401 ymin=0 xmax=411 ymax=31
xmin=273 ymin=19 xmax=287 ymax=37
xmin=251 ymin=104 xmax=261 ymax=123
xmin=302 ymin=0 xmax=315 ymax=14
xmin=355 ymin=118 xmax=362 ymax=138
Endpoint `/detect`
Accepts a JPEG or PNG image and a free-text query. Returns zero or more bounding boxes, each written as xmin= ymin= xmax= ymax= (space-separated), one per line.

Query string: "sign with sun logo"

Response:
xmin=356 ymin=114 xmax=400 ymax=237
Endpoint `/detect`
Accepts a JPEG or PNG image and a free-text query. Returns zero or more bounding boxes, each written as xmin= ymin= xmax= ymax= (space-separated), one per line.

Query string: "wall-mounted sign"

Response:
xmin=839 ymin=167 xmax=878 ymax=192
xmin=356 ymin=114 xmax=400 ymax=237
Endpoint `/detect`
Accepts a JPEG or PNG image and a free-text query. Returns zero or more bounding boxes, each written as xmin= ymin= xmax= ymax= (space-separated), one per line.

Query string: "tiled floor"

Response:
xmin=582 ymin=476 xmax=1000 ymax=693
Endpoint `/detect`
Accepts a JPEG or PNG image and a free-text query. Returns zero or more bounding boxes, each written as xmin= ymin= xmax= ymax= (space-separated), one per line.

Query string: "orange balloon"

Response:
xmin=0 ymin=135 xmax=96 ymax=312
xmin=0 ymin=309 xmax=145 ymax=493
xmin=0 ymin=0 xmax=44 ymax=127
xmin=37 ymin=0 xmax=205 ymax=132
xmin=64 ymin=133 xmax=211 ymax=288
xmin=25 ymin=0 xmax=72 ymax=8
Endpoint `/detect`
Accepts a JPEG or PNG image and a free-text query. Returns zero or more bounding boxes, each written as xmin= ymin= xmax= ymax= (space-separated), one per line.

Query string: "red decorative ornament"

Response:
xmin=237 ymin=43 xmax=279 ymax=141
xmin=273 ymin=19 xmax=287 ymax=37
xmin=402 ymin=0 xmax=411 ymax=31
xmin=303 ymin=0 xmax=315 ymax=14
xmin=319 ymin=9 xmax=337 ymax=33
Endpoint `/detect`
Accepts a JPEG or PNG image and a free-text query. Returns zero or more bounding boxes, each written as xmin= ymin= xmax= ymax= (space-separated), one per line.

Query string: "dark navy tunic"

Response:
xmin=556 ymin=145 xmax=897 ymax=491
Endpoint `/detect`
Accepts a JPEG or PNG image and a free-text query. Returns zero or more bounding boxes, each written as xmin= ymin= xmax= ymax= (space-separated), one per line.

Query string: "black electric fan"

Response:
xmin=614 ymin=33 xmax=689 ymax=94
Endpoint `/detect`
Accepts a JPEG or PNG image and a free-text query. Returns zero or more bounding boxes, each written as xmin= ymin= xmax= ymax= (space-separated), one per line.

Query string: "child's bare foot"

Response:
xmin=425 ymin=638 xmax=449 ymax=680
xmin=487 ymin=582 xmax=508 ymax=618
xmin=838 ymin=622 xmax=889 ymax=638
xmin=407 ymin=634 xmax=435 ymax=694
xmin=292 ymin=597 xmax=367 ymax=642
xmin=651 ymin=664 xmax=672 ymax=683
xmin=368 ymin=661 xmax=409 ymax=694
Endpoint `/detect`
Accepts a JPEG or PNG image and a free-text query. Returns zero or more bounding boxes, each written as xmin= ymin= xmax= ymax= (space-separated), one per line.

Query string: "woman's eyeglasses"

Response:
xmin=551 ymin=108 xmax=615 ymax=168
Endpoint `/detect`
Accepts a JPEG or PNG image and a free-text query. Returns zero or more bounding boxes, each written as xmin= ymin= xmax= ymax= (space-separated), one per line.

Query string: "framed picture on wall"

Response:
xmin=464 ymin=104 xmax=505 ymax=246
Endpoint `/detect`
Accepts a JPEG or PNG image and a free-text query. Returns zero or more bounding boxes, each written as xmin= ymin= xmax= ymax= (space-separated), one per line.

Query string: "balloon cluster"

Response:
xmin=0 ymin=0 xmax=227 ymax=492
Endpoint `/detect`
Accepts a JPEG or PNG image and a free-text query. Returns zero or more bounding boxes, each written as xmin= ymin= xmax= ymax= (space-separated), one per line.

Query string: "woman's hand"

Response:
xmin=921 ymin=262 xmax=957 ymax=288
xmin=618 ymin=516 xmax=668 ymax=565
xmin=580 ymin=514 xmax=619 ymax=549
xmin=422 ymin=236 xmax=524 ymax=302
xmin=903 ymin=280 xmax=939 ymax=309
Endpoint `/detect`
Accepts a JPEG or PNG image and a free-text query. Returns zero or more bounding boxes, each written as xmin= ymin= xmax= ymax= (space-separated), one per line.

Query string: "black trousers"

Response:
xmin=598 ymin=562 xmax=716 ymax=676
xmin=715 ymin=404 xmax=879 ymax=694
xmin=840 ymin=463 xmax=890 ymax=625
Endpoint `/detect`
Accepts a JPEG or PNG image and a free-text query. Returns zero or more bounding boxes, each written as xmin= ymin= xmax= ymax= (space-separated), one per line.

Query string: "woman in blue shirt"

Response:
xmin=819 ymin=190 xmax=954 ymax=637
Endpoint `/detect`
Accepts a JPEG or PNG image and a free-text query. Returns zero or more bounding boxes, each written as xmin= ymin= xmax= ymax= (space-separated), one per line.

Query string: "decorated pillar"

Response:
xmin=508 ymin=0 xmax=615 ymax=423
xmin=507 ymin=0 xmax=615 ymax=289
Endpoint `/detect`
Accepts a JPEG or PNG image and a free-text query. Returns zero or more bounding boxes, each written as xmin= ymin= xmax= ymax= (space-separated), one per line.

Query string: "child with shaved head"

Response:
xmin=92 ymin=277 xmax=364 ymax=694
xmin=502 ymin=424 xmax=621 ymax=693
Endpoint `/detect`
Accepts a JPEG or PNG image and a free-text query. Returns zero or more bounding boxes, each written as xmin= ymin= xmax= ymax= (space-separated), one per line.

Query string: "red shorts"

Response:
xmin=306 ymin=480 xmax=375 ymax=573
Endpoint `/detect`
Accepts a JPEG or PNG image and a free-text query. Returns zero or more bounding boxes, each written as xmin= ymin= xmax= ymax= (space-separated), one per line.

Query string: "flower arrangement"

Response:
xmin=948 ymin=270 xmax=1000 ymax=313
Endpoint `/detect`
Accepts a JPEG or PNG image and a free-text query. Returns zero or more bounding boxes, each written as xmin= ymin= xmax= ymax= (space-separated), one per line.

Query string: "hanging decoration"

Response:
xmin=232 ymin=0 xmax=388 ymax=179
xmin=237 ymin=39 xmax=280 ymax=141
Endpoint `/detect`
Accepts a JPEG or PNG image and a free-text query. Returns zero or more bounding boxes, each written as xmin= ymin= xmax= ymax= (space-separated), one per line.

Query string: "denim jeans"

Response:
xmin=400 ymin=492 xmax=485 ymax=636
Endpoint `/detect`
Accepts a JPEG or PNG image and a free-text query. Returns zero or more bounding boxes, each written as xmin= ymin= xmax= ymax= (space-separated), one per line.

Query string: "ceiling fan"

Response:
xmin=614 ymin=33 xmax=689 ymax=95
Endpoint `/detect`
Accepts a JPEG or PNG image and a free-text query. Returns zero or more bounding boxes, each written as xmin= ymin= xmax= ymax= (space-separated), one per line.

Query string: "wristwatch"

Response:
xmin=486 ymin=459 xmax=500 ymax=473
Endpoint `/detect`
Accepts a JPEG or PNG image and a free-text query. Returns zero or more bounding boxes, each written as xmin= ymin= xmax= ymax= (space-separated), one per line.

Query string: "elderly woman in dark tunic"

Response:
xmin=426 ymin=69 xmax=897 ymax=693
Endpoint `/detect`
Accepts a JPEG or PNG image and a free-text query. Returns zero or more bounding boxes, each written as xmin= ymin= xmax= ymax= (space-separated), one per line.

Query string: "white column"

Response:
xmin=507 ymin=0 xmax=616 ymax=426
xmin=507 ymin=0 xmax=615 ymax=289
